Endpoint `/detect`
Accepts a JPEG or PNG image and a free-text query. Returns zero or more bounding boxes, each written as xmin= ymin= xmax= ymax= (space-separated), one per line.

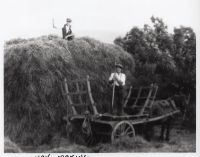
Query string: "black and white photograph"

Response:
xmin=1 ymin=0 xmax=199 ymax=155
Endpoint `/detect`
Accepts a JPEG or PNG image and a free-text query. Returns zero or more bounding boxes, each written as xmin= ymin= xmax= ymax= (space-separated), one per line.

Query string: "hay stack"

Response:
xmin=4 ymin=137 xmax=22 ymax=153
xmin=4 ymin=35 xmax=135 ymax=145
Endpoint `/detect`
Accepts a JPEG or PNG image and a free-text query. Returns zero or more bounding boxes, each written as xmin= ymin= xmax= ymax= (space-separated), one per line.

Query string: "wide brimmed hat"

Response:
xmin=66 ymin=18 xmax=72 ymax=22
xmin=115 ymin=63 xmax=123 ymax=69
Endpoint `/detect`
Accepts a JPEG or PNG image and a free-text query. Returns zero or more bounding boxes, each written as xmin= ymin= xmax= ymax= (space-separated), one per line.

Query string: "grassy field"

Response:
xmin=13 ymin=127 xmax=195 ymax=153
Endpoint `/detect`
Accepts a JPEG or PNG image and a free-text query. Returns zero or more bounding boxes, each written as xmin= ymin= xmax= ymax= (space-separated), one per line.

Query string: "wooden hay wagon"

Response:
xmin=61 ymin=76 xmax=180 ymax=145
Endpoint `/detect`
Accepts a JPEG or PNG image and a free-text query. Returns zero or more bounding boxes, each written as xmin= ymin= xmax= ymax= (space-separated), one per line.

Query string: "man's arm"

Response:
xmin=109 ymin=73 xmax=114 ymax=84
xmin=122 ymin=74 xmax=126 ymax=86
xmin=114 ymin=74 xmax=126 ymax=86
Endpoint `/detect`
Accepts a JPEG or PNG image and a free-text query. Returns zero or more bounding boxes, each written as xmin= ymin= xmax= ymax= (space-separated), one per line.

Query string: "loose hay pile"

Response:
xmin=4 ymin=35 xmax=135 ymax=145
xmin=4 ymin=137 xmax=22 ymax=153
xmin=94 ymin=136 xmax=150 ymax=152
xmin=46 ymin=144 xmax=93 ymax=153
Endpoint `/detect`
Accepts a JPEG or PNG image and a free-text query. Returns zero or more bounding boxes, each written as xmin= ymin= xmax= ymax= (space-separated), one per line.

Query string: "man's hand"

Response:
xmin=113 ymin=74 xmax=118 ymax=81
xmin=113 ymin=74 xmax=123 ymax=85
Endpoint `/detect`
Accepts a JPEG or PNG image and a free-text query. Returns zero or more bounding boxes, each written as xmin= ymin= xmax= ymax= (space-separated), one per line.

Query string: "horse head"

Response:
xmin=169 ymin=93 xmax=190 ymax=120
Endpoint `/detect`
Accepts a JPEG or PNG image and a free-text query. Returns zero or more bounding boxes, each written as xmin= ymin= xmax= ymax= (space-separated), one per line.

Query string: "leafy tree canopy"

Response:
xmin=114 ymin=16 xmax=196 ymax=100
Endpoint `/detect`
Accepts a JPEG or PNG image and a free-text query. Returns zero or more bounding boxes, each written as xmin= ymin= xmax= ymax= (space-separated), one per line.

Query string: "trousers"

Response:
xmin=113 ymin=86 xmax=124 ymax=116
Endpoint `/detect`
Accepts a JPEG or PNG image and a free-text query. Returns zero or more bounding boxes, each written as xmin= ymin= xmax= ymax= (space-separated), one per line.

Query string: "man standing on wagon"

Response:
xmin=109 ymin=63 xmax=126 ymax=116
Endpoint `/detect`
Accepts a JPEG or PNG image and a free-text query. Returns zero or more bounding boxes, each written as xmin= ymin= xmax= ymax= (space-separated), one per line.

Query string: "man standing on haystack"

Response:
xmin=109 ymin=63 xmax=126 ymax=116
xmin=62 ymin=18 xmax=74 ymax=40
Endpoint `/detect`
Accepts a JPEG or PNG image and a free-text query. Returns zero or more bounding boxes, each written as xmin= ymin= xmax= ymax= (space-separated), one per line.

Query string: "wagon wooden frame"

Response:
xmin=62 ymin=75 xmax=180 ymax=144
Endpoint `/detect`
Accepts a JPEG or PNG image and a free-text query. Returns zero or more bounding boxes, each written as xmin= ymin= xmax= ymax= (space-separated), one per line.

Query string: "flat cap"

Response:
xmin=66 ymin=18 xmax=72 ymax=22
xmin=115 ymin=63 xmax=123 ymax=69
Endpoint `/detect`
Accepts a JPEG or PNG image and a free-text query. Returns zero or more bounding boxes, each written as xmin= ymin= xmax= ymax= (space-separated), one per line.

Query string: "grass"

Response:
xmin=93 ymin=136 xmax=151 ymax=152
xmin=14 ymin=127 xmax=195 ymax=153
xmin=93 ymin=127 xmax=195 ymax=153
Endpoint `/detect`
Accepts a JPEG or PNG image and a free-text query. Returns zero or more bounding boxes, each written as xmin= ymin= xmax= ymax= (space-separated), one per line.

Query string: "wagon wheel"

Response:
xmin=111 ymin=121 xmax=135 ymax=143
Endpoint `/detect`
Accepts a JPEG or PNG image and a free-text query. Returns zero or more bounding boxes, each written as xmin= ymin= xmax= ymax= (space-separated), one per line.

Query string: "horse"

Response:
xmin=147 ymin=93 xmax=190 ymax=141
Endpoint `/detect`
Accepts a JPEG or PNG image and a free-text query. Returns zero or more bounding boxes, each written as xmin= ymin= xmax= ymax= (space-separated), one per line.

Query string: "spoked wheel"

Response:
xmin=111 ymin=121 xmax=135 ymax=143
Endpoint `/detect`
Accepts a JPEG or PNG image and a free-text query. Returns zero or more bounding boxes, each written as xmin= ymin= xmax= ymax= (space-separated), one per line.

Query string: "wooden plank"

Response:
xmin=70 ymin=115 xmax=85 ymax=121
xmin=129 ymin=110 xmax=180 ymax=125
xmin=123 ymin=86 xmax=132 ymax=107
xmin=92 ymin=110 xmax=180 ymax=126
xmin=87 ymin=75 xmax=98 ymax=115
xmin=64 ymin=78 xmax=77 ymax=115
xmin=86 ymin=76 xmax=94 ymax=105
xmin=92 ymin=117 xmax=148 ymax=126
xmin=76 ymin=82 xmax=83 ymax=105
xmin=152 ymin=85 xmax=158 ymax=100
xmin=147 ymin=85 xmax=158 ymax=109
xmin=132 ymin=87 xmax=142 ymax=107
xmin=146 ymin=110 xmax=180 ymax=122
xmin=139 ymin=86 xmax=153 ymax=115
xmin=92 ymin=111 xmax=180 ymax=128
xmin=99 ymin=113 xmax=149 ymax=119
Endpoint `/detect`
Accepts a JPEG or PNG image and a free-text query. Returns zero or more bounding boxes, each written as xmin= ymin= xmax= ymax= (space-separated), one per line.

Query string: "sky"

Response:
xmin=0 ymin=0 xmax=200 ymax=43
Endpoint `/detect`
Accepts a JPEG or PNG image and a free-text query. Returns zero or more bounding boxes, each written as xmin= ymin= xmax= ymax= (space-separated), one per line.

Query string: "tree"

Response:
xmin=114 ymin=16 xmax=195 ymax=99
xmin=172 ymin=26 xmax=196 ymax=96
xmin=114 ymin=17 xmax=196 ymax=128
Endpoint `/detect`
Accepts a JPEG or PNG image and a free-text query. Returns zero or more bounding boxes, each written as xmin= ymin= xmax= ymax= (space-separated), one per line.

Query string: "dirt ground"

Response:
xmin=19 ymin=126 xmax=195 ymax=153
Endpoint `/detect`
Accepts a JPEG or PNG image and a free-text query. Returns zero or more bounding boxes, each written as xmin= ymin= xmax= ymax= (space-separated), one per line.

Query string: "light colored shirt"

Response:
xmin=109 ymin=72 xmax=126 ymax=86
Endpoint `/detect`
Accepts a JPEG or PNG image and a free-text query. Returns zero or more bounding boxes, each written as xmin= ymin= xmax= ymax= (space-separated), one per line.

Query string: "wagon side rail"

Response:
xmin=62 ymin=75 xmax=98 ymax=116
xmin=124 ymin=84 xmax=158 ymax=116
xmin=123 ymin=86 xmax=132 ymax=108
xmin=139 ymin=84 xmax=158 ymax=115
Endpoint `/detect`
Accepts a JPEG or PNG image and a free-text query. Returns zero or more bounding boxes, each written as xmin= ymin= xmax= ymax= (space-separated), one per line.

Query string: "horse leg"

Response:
xmin=160 ymin=123 xmax=165 ymax=141
xmin=144 ymin=124 xmax=152 ymax=141
xmin=165 ymin=118 xmax=171 ymax=141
